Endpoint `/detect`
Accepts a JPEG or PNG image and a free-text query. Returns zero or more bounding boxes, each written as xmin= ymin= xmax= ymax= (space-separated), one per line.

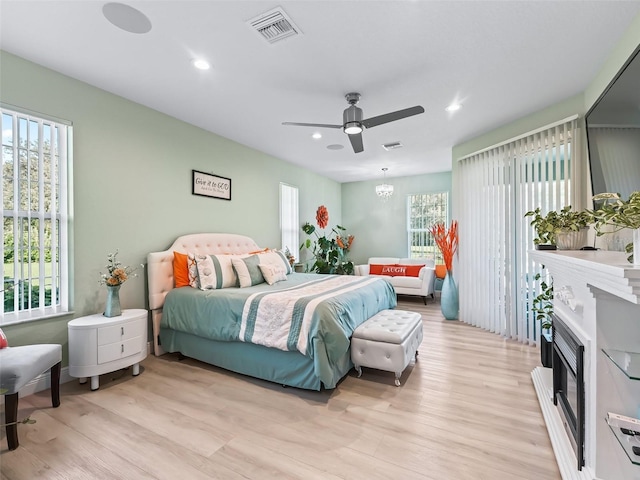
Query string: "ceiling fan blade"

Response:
xmin=361 ymin=106 xmax=425 ymax=129
xmin=282 ymin=122 xmax=342 ymax=129
xmin=348 ymin=132 xmax=364 ymax=153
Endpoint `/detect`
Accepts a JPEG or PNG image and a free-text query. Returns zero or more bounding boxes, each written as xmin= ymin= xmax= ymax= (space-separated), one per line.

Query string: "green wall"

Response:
xmin=0 ymin=51 xmax=341 ymax=364
xmin=342 ymin=172 xmax=452 ymax=265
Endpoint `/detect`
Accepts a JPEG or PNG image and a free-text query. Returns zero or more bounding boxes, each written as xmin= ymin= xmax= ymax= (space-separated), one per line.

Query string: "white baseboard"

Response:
xmin=0 ymin=367 xmax=73 ymax=406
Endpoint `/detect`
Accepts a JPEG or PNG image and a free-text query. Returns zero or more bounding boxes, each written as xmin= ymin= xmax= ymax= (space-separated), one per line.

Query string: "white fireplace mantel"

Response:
xmin=531 ymin=250 xmax=640 ymax=305
xmin=530 ymin=250 xmax=640 ymax=480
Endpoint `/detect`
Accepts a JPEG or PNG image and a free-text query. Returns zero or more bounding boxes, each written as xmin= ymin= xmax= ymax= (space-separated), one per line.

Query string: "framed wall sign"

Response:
xmin=192 ymin=170 xmax=232 ymax=201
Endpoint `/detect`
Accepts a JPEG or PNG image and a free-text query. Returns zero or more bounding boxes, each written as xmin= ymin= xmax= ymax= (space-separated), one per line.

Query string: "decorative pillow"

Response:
xmin=187 ymin=253 xmax=199 ymax=288
xmin=248 ymin=247 xmax=270 ymax=255
xmin=173 ymin=251 xmax=191 ymax=288
xmin=253 ymin=250 xmax=293 ymax=274
xmin=435 ymin=264 xmax=447 ymax=279
xmin=258 ymin=263 xmax=287 ymax=285
xmin=195 ymin=254 xmax=239 ymax=290
xmin=373 ymin=264 xmax=424 ymax=277
xmin=395 ymin=264 xmax=424 ymax=277
xmin=231 ymin=255 xmax=265 ymax=288
xmin=369 ymin=264 xmax=387 ymax=275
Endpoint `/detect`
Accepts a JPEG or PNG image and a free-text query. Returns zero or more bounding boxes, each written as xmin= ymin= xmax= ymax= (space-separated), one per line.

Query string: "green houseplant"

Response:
xmin=590 ymin=191 xmax=640 ymax=264
xmin=531 ymin=269 xmax=554 ymax=368
xmin=300 ymin=205 xmax=355 ymax=275
xmin=524 ymin=206 xmax=593 ymax=249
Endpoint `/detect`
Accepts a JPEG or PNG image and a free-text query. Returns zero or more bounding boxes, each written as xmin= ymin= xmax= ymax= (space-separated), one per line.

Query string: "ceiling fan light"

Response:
xmin=344 ymin=122 xmax=363 ymax=135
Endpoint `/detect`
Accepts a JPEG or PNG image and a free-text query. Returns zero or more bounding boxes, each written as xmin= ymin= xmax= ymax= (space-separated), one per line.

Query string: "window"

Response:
xmin=407 ymin=192 xmax=448 ymax=263
xmin=1 ymin=106 xmax=71 ymax=324
xmin=280 ymin=183 xmax=298 ymax=261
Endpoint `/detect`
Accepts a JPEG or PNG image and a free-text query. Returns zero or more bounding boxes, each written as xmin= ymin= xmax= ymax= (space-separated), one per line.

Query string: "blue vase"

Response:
xmin=104 ymin=284 xmax=122 ymax=317
xmin=441 ymin=271 xmax=459 ymax=320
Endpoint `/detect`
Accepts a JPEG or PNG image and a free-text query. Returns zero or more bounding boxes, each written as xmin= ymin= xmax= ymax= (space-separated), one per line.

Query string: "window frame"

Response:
xmin=1 ymin=105 xmax=72 ymax=325
xmin=279 ymin=182 xmax=299 ymax=262
xmin=406 ymin=191 xmax=449 ymax=263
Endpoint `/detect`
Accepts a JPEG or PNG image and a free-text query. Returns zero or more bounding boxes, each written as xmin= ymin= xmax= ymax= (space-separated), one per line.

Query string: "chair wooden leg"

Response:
xmin=5 ymin=392 xmax=19 ymax=450
xmin=51 ymin=361 xmax=61 ymax=408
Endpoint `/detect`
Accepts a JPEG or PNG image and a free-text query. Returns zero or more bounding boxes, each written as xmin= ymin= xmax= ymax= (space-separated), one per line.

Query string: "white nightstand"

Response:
xmin=68 ymin=308 xmax=148 ymax=391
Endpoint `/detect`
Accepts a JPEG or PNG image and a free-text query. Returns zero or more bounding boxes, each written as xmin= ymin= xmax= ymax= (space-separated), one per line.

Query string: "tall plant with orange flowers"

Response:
xmin=301 ymin=205 xmax=355 ymax=274
xmin=429 ymin=220 xmax=458 ymax=272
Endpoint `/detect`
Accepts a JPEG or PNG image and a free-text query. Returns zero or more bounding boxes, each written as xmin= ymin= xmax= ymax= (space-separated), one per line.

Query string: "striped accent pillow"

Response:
xmin=231 ymin=255 xmax=266 ymax=288
xmin=194 ymin=254 xmax=239 ymax=290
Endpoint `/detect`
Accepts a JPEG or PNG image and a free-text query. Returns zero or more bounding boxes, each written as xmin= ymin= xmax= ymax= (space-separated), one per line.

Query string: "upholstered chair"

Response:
xmin=0 ymin=344 xmax=62 ymax=450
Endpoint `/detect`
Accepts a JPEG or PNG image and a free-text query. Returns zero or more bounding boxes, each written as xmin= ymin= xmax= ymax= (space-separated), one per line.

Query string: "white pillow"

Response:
xmin=231 ymin=255 xmax=265 ymax=288
xmin=195 ymin=254 xmax=239 ymax=290
xmin=258 ymin=264 xmax=287 ymax=285
xmin=254 ymin=250 xmax=293 ymax=274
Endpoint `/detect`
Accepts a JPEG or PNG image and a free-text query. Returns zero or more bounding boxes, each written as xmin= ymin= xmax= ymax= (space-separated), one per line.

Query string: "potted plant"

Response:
xmin=531 ymin=270 xmax=554 ymax=367
xmin=300 ymin=205 xmax=355 ymax=275
xmin=590 ymin=191 xmax=640 ymax=264
xmin=524 ymin=206 xmax=593 ymax=250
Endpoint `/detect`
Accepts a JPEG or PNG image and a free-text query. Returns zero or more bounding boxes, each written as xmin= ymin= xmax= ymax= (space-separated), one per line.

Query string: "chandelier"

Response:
xmin=376 ymin=168 xmax=394 ymax=200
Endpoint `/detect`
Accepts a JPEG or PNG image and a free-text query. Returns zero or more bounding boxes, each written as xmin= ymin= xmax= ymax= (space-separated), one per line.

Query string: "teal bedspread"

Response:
xmin=161 ymin=273 xmax=396 ymax=387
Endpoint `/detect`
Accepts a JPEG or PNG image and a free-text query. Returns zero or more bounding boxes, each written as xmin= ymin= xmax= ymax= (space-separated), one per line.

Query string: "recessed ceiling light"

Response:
xmin=445 ymin=103 xmax=462 ymax=112
xmin=192 ymin=59 xmax=211 ymax=70
xmin=102 ymin=3 xmax=152 ymax=34
xmin=326 ymin=144 xmax=344 ymax=150
xmin=312 ymin=132 xmax=322 ymax=139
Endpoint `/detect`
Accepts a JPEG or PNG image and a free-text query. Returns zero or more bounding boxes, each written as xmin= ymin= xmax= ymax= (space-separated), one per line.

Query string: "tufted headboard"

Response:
xmin=147 ymin=233 xmax=260 ymax=355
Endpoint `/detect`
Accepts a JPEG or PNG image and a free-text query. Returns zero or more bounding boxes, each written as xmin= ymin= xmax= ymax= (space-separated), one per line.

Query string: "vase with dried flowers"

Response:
xmin=300 ymin=205 xmax=355 ymax=275
xmin=430 ymin=220 xmax=459 ymax=320
xmin=98 ymin=251 xmax=143 ymax=317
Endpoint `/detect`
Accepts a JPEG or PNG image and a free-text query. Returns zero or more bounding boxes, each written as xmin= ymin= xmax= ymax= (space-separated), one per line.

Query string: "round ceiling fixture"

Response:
xmin=103 ymin=3 xmax=152 ymax=34
xmin=326 ymin=144 xmax=344 ymax=150
xmin=192 ymin=59 xmax=211 ymax=70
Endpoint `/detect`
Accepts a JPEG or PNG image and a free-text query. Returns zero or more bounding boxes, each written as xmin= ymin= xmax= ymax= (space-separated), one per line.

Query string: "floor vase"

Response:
xmin=441 ymin=271 xmax=459 ymax=320
xmin=104 ymin=284 xmax=122 ymax=317
xmin=634 ymin=228 xmax=640 ymax=266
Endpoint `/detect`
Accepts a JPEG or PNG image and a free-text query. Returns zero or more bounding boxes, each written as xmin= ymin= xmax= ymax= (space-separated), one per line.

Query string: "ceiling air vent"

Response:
xmin=382 ymin=142 xmax=404 ymax=151
xmin=248 ymin=7 xmax=302 ymax=44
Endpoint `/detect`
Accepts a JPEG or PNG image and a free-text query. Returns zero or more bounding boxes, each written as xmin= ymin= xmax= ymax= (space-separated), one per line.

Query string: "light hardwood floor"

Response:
xmin=0 ymin=297 xmax=560 ymax=479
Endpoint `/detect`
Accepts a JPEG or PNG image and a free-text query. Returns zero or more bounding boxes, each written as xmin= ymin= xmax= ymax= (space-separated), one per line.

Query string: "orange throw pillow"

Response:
xmin=435 ymin=264 xmax=447 ymax=279
xmin=396 ymin=264 xmax=424 ymax=277
xmin=173 ymin=251 xmax=191 ymax=288
xmin=369 ymin=264 xmax=386 ymax=275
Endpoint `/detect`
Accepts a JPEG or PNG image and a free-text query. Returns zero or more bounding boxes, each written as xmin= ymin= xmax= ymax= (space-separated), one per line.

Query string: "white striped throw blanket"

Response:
xmin=239 ymin=275 xmax=379 ymax=355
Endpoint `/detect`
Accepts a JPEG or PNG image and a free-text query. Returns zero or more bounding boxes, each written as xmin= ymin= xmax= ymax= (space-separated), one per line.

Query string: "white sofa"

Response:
xmin=354 ymin=257 xmax=436 ymax=304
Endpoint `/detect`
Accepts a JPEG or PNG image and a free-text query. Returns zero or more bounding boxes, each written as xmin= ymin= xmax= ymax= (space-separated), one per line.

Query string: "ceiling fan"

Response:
xmin=282 ymin=92 xmax=425 ymax=153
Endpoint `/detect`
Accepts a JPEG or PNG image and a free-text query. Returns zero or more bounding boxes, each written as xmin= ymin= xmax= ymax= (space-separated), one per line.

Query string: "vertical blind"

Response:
xmin=455 ymin=117 xmax=581 ymax=344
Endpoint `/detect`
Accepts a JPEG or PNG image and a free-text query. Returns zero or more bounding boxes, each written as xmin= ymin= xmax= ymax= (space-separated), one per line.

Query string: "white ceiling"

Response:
xmin=2 ymin=1 xmax=640 ymax=183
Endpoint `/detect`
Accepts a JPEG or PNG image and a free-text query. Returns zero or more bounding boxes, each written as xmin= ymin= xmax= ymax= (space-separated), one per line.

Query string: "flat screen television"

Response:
xmin=585 ymin=43 xmax=640 ymax=204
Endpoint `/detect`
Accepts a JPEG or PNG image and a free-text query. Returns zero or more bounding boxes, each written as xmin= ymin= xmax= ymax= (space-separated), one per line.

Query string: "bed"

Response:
xmin=147 ymin=233 xmax=397 ymax=390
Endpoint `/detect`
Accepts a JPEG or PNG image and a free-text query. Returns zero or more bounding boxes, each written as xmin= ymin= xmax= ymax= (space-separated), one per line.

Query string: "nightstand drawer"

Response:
xmin=98 ymin=336 xmax=143 ymax=364
xmin=98 ymin=321 xmax=144 ymax=345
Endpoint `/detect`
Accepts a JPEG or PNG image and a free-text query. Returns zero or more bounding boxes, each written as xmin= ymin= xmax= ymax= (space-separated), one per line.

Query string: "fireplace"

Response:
xmin=552 ymin=314 xmax=585 ymax=470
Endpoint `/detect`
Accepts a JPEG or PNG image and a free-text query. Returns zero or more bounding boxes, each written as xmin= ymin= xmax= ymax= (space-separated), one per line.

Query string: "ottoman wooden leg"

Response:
xmin=354 ymin=365 xmax=362 ymax=378
xmin=5 ymin=392 xmax=19 ymax=450
xmin=51 ymin=361 xmax=61 ymax=408
xmin=395 ymin=373 xmax=401 ymax=387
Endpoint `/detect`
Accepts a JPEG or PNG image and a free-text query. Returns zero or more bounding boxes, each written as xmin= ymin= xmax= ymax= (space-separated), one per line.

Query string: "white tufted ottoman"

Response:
xmin=351 ymin=309 xmax=423 ymax=386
